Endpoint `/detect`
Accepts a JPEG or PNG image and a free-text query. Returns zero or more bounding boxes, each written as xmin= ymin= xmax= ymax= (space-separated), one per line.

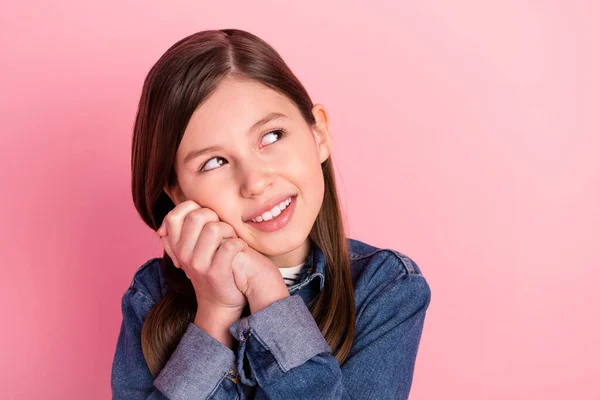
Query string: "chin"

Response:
xmin=246 ymin=232 xmax=307 ymax=256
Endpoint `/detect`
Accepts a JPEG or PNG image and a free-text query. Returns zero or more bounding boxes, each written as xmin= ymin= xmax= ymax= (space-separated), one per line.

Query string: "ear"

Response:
xmin=311 ymin=104 xmax=332 ymax=164
xmin=163 ymin=184 xmax=186 ymax=205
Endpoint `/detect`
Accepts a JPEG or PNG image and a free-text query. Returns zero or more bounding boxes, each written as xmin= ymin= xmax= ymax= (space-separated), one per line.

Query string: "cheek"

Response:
xmin=285 ymin=137 xmax=324 ymax=180
xmin=295 ymin=157 xmax=325 ymax=201
xmin=208 ymin=206 xmax=244 ymax=235
xmin=283 ymin=138 xmax=321 ymax=172
xmin=198 ymin=192 xmax=238 ymax=221
xmin=311 ymin=166 xmax=326 ymax=203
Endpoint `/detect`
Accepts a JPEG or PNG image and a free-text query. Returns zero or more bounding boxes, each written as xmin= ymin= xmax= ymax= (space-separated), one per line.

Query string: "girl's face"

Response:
xmin=164 ymin=77 xmax=332 ymax=267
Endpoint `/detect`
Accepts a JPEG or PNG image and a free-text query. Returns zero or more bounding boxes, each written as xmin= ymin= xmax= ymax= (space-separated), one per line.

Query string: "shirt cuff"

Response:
xmin=154 ymin=322 xmax=236 ymax=399
xmin=228 ymin=294 xmax=331 ymax=373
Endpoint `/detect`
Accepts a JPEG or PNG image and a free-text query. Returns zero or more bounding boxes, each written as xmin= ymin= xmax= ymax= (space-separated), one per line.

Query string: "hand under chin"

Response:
xmin=231 ymin=248 xmax=290 ymax=312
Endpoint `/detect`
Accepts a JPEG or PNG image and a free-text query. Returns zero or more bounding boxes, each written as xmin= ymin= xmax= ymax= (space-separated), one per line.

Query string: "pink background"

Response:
xmin=2 ymin=1 xmax=598 ymax=399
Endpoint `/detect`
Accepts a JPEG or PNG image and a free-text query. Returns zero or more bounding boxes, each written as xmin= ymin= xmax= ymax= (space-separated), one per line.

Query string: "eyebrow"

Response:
xmin=183 ymin=112 xmax=289 ymax=164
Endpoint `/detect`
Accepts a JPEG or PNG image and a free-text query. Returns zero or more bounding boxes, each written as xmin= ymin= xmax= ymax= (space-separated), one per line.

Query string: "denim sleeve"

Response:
xmin=228 ymin=271 xmax=431 ymax=399
xmin=111 ymin=287 xmax=240 ymax=399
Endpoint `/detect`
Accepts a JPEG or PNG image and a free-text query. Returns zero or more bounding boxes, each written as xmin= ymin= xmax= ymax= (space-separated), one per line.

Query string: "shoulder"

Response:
xmin=347 ymin=237 xmax=426 ymax=276
xmin=346 ymin=237 xmax=431 ymax=310
xmin=120 ymin=257 xmax=166 ymax=322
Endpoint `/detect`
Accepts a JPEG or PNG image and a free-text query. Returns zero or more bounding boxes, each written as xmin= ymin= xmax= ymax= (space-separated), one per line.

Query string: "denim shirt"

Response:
xmin=111 ymin=237 xmax=431 ymax=399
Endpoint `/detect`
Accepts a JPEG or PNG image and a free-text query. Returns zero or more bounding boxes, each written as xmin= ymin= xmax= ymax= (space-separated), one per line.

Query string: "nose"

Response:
xmin=239 ymin=159 xmax=275 ymax=198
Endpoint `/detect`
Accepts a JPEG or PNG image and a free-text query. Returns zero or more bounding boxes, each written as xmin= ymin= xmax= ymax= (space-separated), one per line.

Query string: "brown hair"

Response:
xmin=130 ymin=29 xmax=356 ymax=377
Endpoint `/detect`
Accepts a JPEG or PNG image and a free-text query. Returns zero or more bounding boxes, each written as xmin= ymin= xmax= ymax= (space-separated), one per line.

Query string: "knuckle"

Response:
xmin=221 ymin=239 xmax=239 ymax=252
xmin=189 ymin=258 xmax=206 ymax=271
xmin=203 ymin=208 xmax=219 ymax=219
xmin=177 ymin=253 xmax=190 ymax=268
xmin=188 ymin=208 xmax=218 ymax=225
xmin=231 ymin=238 xmax=246 ymax=248
xmin=188 ymin=252 xmax=207 ymax=271
xmin=187 ymin=209 xmax=207 ymax=225
xmin=221 ymin=222 xmax=236 ymax=236
xmin=180 ymin=200 xmax=202 ymax=211
xmin=192 ymin=206 xmax=217 ymax=218
xmin=203 ymin=221 xmax=221 ymax=236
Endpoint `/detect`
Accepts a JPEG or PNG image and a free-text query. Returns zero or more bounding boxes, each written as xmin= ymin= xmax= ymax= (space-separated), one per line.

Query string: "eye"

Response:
xmin=260 ymin=128 xmax=286 ymax=147
xmin=198 ymin=128 xmax=287 ymax=172
xmin=200 ymin=156 xmax=227 ymax=172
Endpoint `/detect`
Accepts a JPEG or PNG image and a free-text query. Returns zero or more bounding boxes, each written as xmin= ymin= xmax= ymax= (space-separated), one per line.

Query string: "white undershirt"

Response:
xmin=279 ymin=261 xmax=307 ymax=288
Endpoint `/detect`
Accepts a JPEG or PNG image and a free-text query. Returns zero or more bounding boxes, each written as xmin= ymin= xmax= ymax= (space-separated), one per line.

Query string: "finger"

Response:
xmin=177 ymin=209 xmax=222 ymax=266
xmin=190 ymin=221 xmax=238 ymax=272
xmin=160 ymin=235 xmax=180 ymax=269
xmin=210 ymin=238 xmax=247 ymax=281
xmin=159 ymin=200 xmax=205 ymax=245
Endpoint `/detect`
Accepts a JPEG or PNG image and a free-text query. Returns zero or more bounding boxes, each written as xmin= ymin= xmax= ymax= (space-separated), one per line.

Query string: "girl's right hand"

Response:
xmin=156 ymin=200 xmax=249 ymax=314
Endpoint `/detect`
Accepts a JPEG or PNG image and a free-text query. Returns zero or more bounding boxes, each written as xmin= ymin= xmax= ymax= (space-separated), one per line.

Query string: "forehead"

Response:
xmin=185 ymin=77 xmax=298 ymax=138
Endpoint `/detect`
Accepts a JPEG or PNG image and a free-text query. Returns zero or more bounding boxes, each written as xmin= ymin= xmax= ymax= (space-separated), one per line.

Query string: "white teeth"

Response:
xmin=251 ymin=197 xmax=293 ymax=223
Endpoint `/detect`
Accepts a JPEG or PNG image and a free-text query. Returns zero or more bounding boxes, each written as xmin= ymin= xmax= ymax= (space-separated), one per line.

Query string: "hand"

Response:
xmin=156 ymin=200 xmax=248 ymax=314
xmin=231 ymin=246 xmax=290 ymax=314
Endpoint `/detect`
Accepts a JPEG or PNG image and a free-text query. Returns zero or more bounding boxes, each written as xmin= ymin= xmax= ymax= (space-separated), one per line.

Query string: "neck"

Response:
xmin=266 ymin=237 xmax=311 ymax=268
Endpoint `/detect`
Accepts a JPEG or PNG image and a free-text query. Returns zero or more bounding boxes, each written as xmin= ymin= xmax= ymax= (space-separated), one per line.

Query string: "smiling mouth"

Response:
xmin=245 ymin=195 xmax=297 ymax=232
xmin=248 ymin=196 xmax=294 ymax=223
xmin=244 ymin=194 xmax=298 ymax=222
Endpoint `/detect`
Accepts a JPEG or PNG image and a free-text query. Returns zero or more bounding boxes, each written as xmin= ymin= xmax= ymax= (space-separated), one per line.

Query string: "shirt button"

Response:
xmin=241 ymin=331 xmax=252 ymax=342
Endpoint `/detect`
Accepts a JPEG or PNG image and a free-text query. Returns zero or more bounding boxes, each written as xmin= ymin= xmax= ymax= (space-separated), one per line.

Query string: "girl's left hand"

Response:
xmin=231 ymin=245 xmax=290 ymax=314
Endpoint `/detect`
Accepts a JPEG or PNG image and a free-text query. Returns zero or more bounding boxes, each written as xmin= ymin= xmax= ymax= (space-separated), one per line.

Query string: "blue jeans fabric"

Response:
xmin=111 ymin=238 xmax=431 ymax=399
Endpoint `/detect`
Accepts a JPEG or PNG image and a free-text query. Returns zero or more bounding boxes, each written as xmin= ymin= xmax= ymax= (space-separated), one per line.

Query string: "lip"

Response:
xmin=246 ymin=195 xmax=297 ymax=233
xmin=244 ymin=193 xmax=297 ymax=222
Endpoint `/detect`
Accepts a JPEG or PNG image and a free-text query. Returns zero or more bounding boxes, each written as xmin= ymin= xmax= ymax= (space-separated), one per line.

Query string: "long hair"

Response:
xmin=130 ymin=29 xmax=355 ymax=378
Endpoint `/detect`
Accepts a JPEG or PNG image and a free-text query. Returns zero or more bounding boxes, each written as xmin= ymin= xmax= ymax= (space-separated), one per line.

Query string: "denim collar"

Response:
xmin=287 ymin=238 xmax=326 ymax=295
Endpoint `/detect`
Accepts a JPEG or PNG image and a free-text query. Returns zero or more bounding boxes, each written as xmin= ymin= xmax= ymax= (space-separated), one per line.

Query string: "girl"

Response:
xmin=111 ymin=29 xmax=431 ymax=400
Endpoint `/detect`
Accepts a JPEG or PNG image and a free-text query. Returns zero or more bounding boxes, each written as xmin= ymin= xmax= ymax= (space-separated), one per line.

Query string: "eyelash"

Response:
xmin=198 ymin=128 xmax=288 ymax=172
